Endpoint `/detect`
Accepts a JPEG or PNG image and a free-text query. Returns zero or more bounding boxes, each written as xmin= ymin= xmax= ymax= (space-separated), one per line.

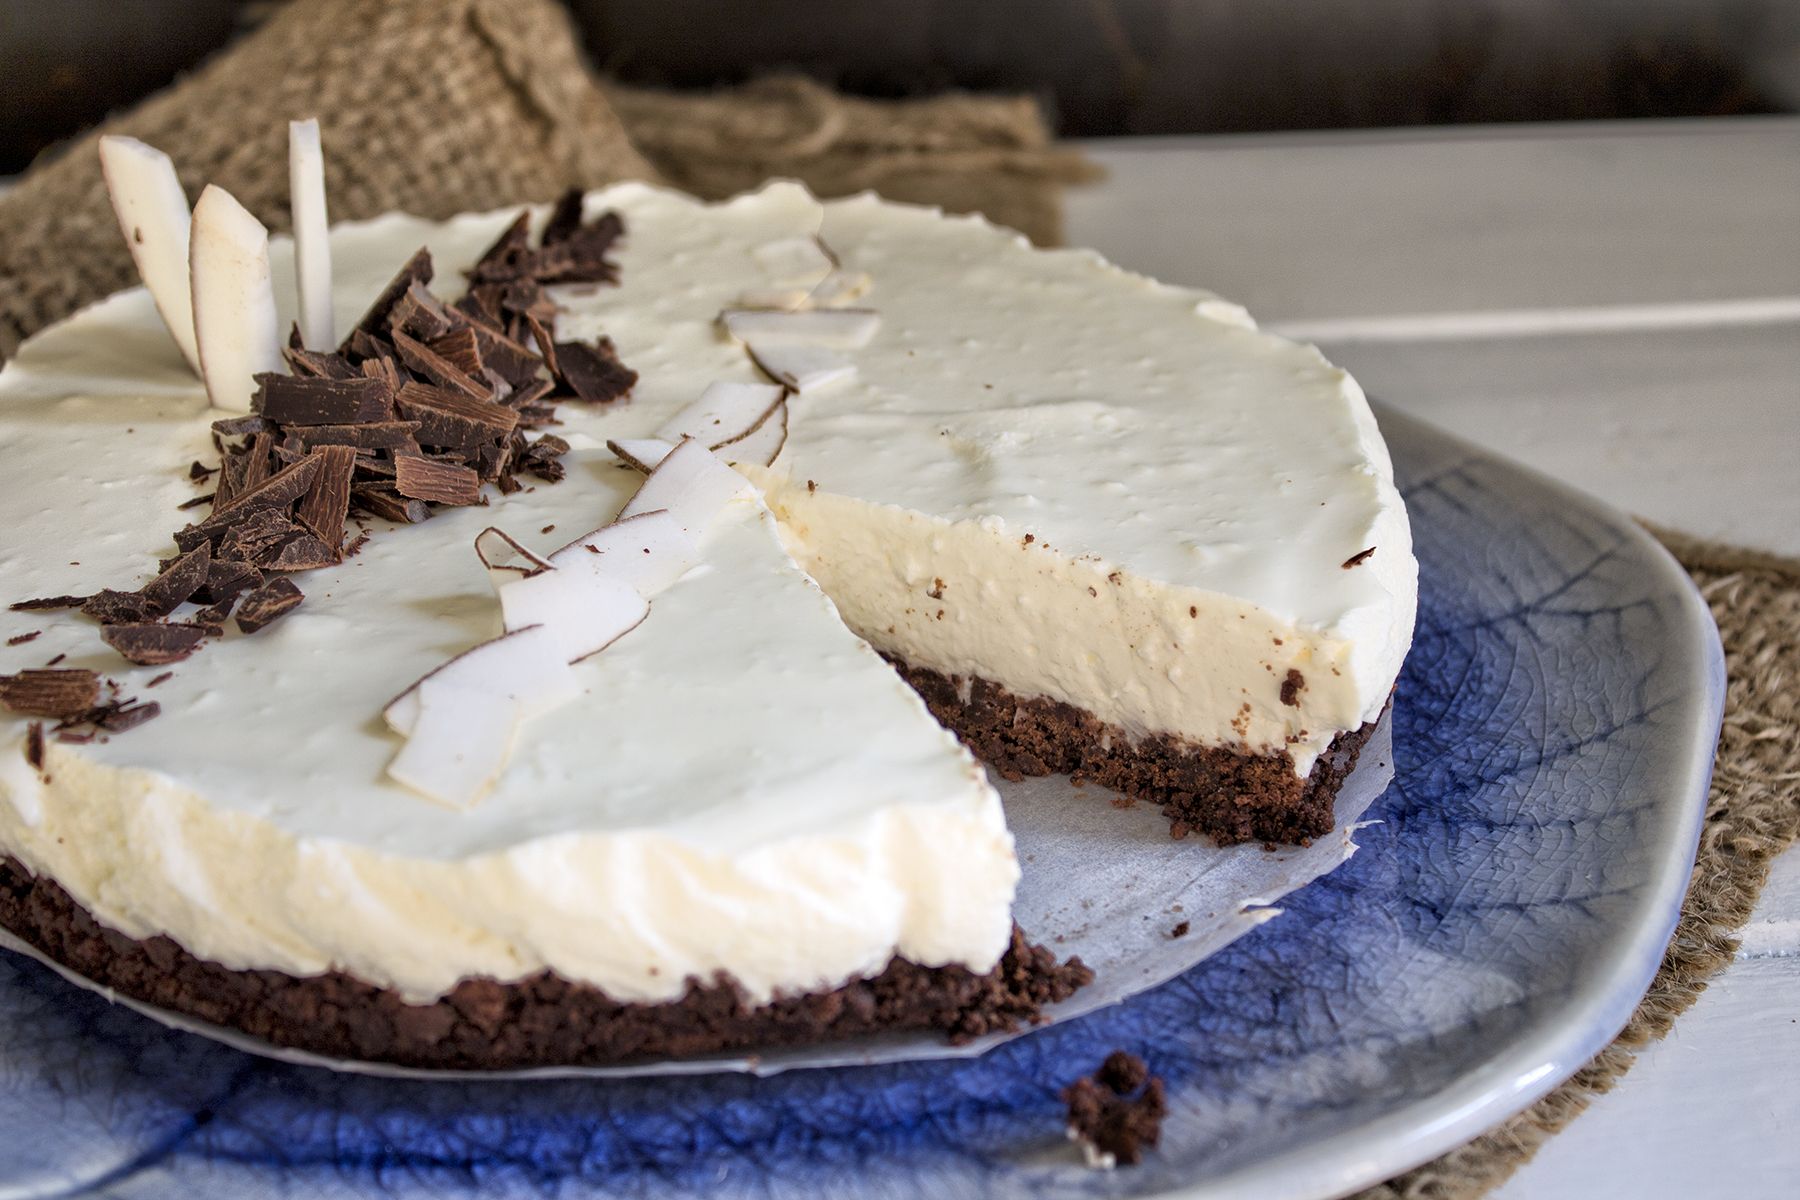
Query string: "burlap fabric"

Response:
xmin=0 ymin=2 xmax=1792 ymax=1193
xmin=0 ymin=0 xmax=1090 ymax=359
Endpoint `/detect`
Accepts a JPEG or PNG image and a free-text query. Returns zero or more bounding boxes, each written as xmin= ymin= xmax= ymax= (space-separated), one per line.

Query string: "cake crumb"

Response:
xmin=1062 ymin=1051 xmax=1166 ymax=1168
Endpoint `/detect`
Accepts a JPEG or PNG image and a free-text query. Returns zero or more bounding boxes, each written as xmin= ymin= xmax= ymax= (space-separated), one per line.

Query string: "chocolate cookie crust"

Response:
xmin=0 ymin=855 xmax=1091 ymax=1069
xmin=890 ymin=660 xmax=1381 ymax=847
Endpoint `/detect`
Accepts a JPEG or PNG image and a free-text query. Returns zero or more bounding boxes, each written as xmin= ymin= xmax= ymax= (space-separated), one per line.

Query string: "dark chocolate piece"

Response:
xmin=196 ymin=560 xmax=263 ymax=606
xmin=346 ymin=247 xmax=434 ymax=342
xmin=296 ymin=445 xmax=357 ymax=546
xmin=140 ymin=544 xmax=212 ymax=616
xmin=465 ymin=211 xmax=533 ymax=284
xmin=394 ymin=381 xmax=519 ymax=450
xmin=23 ymin=723 xmax=44 ymax=771
xmin=209 ymin=456 xmax=321 ymax=522
xmin=395 ymin=456 xmax=481 ymax=505
xmin=427 ymin=327 xmax=484 ymax=380
xmin=0 ymin=669 xmax=102 ymax=718
xmin=254 ymin=374 xmax=394 ymax=426
xmin=392 ymin=330 xmax=490 ymax=401
xmin=263 ymin=534 xmax=341 ymax=572
xmin=552 ymin=336 xmax=636 ymax=404
xmin=80 ymin=589 xmax=154 ymax=625
xmin=351 ymin=484 xmax=432 ymax=524
xmin=6 ymin=631 xmax=41 ymax=646
xmin=284 ymin=421 xmax=422 ymax=452
xmin=1342 ymin=546 xmax=1376 ymax=569
xmin=540 ymin=188 xmax=586 ymax=246
xmin=388 ymin=280 xmax=458 ymax=343
xmin=235 ymin=578 xmax=305 ymax=634
xmin=100 ymin=623 xmax=209 ymax=665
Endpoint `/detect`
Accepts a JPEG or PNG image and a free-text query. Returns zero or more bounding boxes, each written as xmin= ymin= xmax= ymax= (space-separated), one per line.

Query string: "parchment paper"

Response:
xmin=1 ymin=716 xmax=1392 ymax=1079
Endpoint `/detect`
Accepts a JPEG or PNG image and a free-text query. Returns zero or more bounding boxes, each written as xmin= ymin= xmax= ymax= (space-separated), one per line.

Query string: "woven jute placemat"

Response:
xmin=0 ymin=1 xmax=1792 ymax=1193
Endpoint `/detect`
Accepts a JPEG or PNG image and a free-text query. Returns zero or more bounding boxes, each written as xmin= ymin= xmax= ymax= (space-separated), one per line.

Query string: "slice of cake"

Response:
xmin=0 ymin=165 xmax=1413 ymax=1067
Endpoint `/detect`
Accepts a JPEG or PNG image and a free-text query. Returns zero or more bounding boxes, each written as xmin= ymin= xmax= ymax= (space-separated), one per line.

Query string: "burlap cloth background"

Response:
xmin=0 ymin=1 xmax=1792 ymax=1194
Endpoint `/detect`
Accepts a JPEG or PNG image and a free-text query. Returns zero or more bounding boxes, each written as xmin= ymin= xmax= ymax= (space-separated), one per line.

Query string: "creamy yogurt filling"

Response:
xmin=0 ymin=180 xmax=1414 ymax=1004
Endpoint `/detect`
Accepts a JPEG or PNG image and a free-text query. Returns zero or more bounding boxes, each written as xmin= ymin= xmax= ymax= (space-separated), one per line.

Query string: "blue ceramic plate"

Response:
xmin=0 ymin=406 xmax=1722 ymax=1199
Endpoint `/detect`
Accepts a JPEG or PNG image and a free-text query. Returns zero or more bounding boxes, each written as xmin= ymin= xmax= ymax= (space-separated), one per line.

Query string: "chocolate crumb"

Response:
xmin=806 ymin=479 xmax=817 ymax=493
xmin=6 ymin=632 xmax=41 ymax=646
xmin=145 ymin=671 xmax=174 ymax=688
xmin=24 ymin=722 xmax=45 ymax=773
xmin=188 ymin=461 xmax=217 ymax=481
xmin=1061 ymin=1052 xmax=1167 ymax=1168
xmin=177 ymin=492 xmax=215 ymax=511
xmin=1342 ymin=546 xmax=1376 ymax=569
xmin=1169 ymin=921 xmax=1190 ymax=939
xmin=540 ymin=525 xmax=555 ymax=534
xmin=44 ymin=654 xmax=64 ymax=667
xmin=1280 ymin=669 xmax=1305 ymax=707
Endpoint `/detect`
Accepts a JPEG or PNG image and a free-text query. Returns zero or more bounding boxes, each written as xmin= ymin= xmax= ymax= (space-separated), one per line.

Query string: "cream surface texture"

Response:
xmin=0 ymin=182 xmax=1413 ymax=1002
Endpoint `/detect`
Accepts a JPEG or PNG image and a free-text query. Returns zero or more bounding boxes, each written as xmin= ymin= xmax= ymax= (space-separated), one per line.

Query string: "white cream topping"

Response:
xmin=0 ymin=181 xmax=1413 ymax=1003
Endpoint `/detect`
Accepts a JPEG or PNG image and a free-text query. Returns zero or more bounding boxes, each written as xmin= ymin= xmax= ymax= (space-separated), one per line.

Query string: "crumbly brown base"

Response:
xmin=0 ymin=855 xmax=1091 ymax=1069
xmin=890 ymin=660 xmax=1380 ymax=847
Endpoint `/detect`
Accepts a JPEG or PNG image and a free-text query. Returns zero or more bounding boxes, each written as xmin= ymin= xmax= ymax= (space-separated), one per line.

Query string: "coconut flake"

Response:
xmin=549 ymin=509 xmax=700 ymax=597
xmin=619 ymin=438 xmax=754 ymax=537
xmin=497 ymin=568 xmax=648 ymax=662
xmin=383 ymin=624 xmax=578 ymax=736
xmin=607 ymin=437 xmax=677 ymax=473
xmin=721 ymin=308 xmax=879 ymax=349
xmin=717 ymin=398 xmax=788 ymax=468
xmin=654 ymin=381 xmax=786 ymax=448
xmin=807 ymin=269 xmax=873 ymax=308
xmin=288 ymin=118 xmax=333 ymax=349
xmin=386 ymin=677 xmax=522 ymax=809
xmin=752 ymin=235 xmax=834 ymax=284
xmin=98 ymin=136 xmax=201 ymax=373
xmin=474 ymin=526 xmax=553 ymax=589
xmin=189 ymin=184 xmax=284 ymax=414
xmin=746 ymin=342 xmax=855 ymax=393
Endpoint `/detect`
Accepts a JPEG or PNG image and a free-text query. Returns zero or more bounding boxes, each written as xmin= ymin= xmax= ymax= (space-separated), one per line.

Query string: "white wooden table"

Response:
xmin=1066 ymin=117 xmax=1800 ymax=1200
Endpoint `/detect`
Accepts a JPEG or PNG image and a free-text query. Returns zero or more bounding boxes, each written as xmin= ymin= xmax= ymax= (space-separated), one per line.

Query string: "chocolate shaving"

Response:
xmin=100 ymin=623 xmax=209 ymax=665
xmin=346 ymin=247 xmax=434 ymax=342
xmin=389 ymin=280 xmax=458 ymax=343
xmin=295 ymin=445 xmax=357 ymax=546
xmin=80 ymin=589 xmax=153 ymax=625
xmin=216 ymin=509 xmax=307 ymax=565
xmin=188 ymin=460 xmax=218 ymax=481
xmin=551 ymin=336 xmax=636 ymax=404
xmin=177 ymin=493 xmax=214 ymax=511
xmin=10 ymin=596 xmax=88 ymax=612
xmin=1342 ymin=546 xmax=1376 ymax=569
xmin=395 ymin=381 xmax=519 ymax=450
xmin=6 ymin=631 xmax=41 ymax=646
xmin=395 ymin=456 xmax=481 ymax=505
xmin=24 ymin=722 xmax=44 ymax=771
xmin=392 ymin=330 xmax=490 ymax=400
xmin=254 ymin=374 xmax=394 ymax=426
xmin=351 ymin=484 xmax=432 ymax=525
xmin=210 ymin=455 xmax=321 ymax=523
xmin=285 ymin=420 xmax=422 ymax=452
xmin=428 ymin=327 xmax=485 ymax=379
xmin=93 ymin=700 xmax=161 ymax=733
xmin=140 ymin=543 xmax=211 ymax=615
xmin=263 ymin=533 xmax=340 ymax=572
xmin=466 ymin=211 xmax=534 ymax=284
xmin=541 ymin=189 xmax=586 ymax=246
xmin=0 ymin=669 xmax=102 ymax=718
xmin=235 ymin=578 xmax=305 ymax=634
xmin=196 ymin=560 xmax=263 ymax=606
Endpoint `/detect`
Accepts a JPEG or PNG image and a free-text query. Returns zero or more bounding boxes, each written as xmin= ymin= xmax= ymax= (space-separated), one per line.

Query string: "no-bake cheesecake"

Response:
xmin=0 ymin=175 xmax=1414 ymax=1067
